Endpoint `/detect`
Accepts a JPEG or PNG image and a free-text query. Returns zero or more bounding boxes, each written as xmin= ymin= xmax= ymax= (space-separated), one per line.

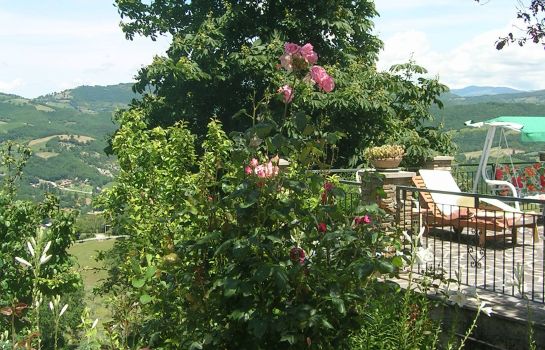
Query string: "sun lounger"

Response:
xmin=414 ymin=170 xmax=538 ymax=246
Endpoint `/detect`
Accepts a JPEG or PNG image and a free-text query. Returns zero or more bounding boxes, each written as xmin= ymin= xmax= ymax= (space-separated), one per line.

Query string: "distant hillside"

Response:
xmin=0 ymin=84 xmax=135 ymax=210
xmin=432 ymin=89 xmax=545 ymax=161
xmin=450 ymin=85 xmax=524 ymax=97
xmin=34 ymin=83 xmax=136 ymax=114
xmin=441 ymin=89 xmax=545 ymax=105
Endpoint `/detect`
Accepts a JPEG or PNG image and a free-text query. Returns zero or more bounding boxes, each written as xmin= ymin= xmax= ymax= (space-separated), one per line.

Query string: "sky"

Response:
xmin=1 ymin=0 xmax=544 ymax=98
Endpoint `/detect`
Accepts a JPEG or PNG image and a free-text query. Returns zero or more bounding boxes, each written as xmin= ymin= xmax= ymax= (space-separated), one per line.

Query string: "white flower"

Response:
xmin=403 ymin=227 xmax=426 ymax=246
xmin=91 ymin=318 xmax=99 ymax=329
xmin=42 ymin=241 xmax=52 ymax=256
xmin=15 ymin=257 xmax=32 ymax=268
xmin=30 ymin=237 xmax=37 ymax=249
xmin=415 ymin=247 xmax=434 ymax=265
xmin=59 ymin=304 xmax=68 ymax=316
xmin=479 ymin=301 xmax=493 ymax=316
xmin=416 ymin=226 xmax=426 ymax=244
xmin=448 ymin=291 xmax=468 ymax=307
xmin=402 ymin=230 xmax=412 ymax=243
xmin=40 ymin=254 xmax=52 ymax=265
xmin=49 ymin=301 xmax=54 ymax=311
xmin=27 ymin=241 xmax=35 ymax=257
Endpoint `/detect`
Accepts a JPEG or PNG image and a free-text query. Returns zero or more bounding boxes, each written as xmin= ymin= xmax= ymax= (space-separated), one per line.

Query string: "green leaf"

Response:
xmin=376 ymin=260 xmax=395 ymax=274
xmin=254 ymin=264 xmax=271 ymax=282
xmin=266 ymin=235 xmax=282 ymax=244
xmin=189 ymin=342 xmax=203 ymax=350
xmin=145 ymin=266 xmax=157 ymax=279
xmin=280 ymin=334 xmax=296 ymax=344
xmin=248 ymin=318 xmax=268 ymax=339
xmin=331 ymin=297 xmax=346 ymax=314
xmin=294 ymin=111 xmax=307 ymax=132
xmin=272 ymin=267 xmax=289 ymax=290
xmin=229 ymin=309 xmax=246 ymax=320
xmin=321 ymin=318 xmax=335 ymax=330
xmin=139 ymin=293 xmax=152 ymax=304
xmin=252 ymin=122 xmax=274 ymax=138
xmin=392 ymin=256 xmax=404 ymax=268
xmin=354 ymin=262 xmax=374 ymax=280
xmin=132 ymin=278 xmax=146 ymax=288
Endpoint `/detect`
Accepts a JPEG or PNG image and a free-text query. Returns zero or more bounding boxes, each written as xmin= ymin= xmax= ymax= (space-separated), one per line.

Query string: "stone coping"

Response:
xmin=357 ymin=169 xmax=416 ymax=179
xmin=393 ymin=276 xmax=545 ymax=327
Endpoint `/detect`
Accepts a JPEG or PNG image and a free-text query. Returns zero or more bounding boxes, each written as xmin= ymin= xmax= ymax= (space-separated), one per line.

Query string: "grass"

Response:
xmin=69 ymin=238 xmax=116 ymax=323
xmin=34 ymin=104 xmax=55 ymax=112
xmin=35 ymin=151 xmax=59 ymax=159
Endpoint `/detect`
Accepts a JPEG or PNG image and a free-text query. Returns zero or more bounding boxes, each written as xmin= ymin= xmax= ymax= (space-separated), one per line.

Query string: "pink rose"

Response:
xmin=266 ymin=161 xmax=274 ymax=177
xmin=320 ymin=76 xmax=335 ymax=92
xmin=354 ymin=215 xmax=371 ymax=225
xmin=250 ymin=158 xmax=259 ymax=168
xmin=284 ymin=42 xmax=301 ymax=55
xmin=245 ymin=166 xmax=253 ymax=175
xmin=277 ymin=85 xmax=294 ymax=103
xmin=300 ymin=43 xmax=318 ymax=64
xmin=279 ymin=53 xmax=293 ymax=72
xmin=310 ymin=65 xmax=328 ymax=84
xmin=255 ymin=165 xmax=266 ymax=178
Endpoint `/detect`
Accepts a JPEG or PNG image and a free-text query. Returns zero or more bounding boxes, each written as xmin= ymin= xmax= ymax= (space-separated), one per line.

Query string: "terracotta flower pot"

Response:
xmin=371 ymin=157 xmax=402 ymax=170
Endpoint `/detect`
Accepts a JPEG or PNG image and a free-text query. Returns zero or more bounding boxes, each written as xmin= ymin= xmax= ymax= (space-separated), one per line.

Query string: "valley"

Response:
xmin=1 ymin=83 xmax=544 ymax=212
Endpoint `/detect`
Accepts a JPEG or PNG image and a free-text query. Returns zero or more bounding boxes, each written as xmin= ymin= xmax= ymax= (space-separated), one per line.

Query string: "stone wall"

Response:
xmin=358 ymin=170 xmax=415 ymax=229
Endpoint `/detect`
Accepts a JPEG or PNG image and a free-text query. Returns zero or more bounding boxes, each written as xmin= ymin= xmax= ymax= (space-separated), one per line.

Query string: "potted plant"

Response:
xmin=364 ymin=144 xmax=405 ymax=170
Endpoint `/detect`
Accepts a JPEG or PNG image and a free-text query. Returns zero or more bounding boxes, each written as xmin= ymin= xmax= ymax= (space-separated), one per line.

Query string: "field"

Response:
xmin=464 ymin=146 xmax=525 ymax=159
xmin=69 ymin=238 xmax=116 ymax=322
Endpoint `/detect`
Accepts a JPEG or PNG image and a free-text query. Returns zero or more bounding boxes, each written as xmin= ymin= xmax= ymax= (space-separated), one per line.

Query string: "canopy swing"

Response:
xmin=465 ymin=116 xmax=545 ymax=210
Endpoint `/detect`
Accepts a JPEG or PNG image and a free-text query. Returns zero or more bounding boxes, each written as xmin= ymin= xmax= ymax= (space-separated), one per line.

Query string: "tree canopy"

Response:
xmin=114 ymin=0 xmax=454 ymax=166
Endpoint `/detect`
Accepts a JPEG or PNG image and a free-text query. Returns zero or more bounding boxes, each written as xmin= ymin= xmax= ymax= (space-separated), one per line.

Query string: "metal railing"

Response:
xmin=397 ymin=185 xmax=545 ymax=303
xmin=452 ymin=161 xmax=538 ymax=193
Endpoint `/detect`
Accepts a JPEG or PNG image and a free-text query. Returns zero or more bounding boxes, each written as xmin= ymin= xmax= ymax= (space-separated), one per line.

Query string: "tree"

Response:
xmin=476 ymin=0 xmax=545 ymax=50
xmin=114 ymin=0 xmax=453 ymax=166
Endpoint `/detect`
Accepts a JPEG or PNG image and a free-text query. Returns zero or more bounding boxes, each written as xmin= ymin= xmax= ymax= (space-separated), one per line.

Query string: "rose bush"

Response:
xmin=99 ymin=41 xmax=407 ymax=349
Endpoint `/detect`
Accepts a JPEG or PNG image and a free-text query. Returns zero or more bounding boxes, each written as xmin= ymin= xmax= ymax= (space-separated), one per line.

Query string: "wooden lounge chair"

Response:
xmin=413 ymin=170 xmax=538 ymax=246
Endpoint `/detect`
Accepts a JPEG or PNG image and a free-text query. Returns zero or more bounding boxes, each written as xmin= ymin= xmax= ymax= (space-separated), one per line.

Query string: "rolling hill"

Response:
xmin=1 ymin=82 xmax=544 ymax=209
xmin=450 ymin=86 xmax=524 ymax=97
xmin=432 ymin=89 xmax=545 ymax=162
xmin=0 ymin=84 xmax=136 ymax=210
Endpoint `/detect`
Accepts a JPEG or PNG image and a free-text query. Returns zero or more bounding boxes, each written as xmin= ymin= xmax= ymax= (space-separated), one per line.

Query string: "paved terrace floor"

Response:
xmin=415 ymin=225 xmax=545 ymax=304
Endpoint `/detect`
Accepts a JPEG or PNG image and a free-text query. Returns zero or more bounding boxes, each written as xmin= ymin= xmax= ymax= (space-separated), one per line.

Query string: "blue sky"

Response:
xmin=1 ymin=0 xmax=544 ymax=98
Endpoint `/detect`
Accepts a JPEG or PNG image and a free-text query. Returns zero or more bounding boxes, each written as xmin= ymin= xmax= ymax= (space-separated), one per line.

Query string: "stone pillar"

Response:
xmin=423 ymin=155 xmax=454 ymax=171
xmin=357 ymin=170 xmax=416 ymax=229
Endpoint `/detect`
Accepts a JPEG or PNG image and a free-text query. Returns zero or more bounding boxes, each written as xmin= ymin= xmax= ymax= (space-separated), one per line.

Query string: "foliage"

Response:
xmin=74 ymin=213 xmax=109 ymax=238
xmin=0 ymin=142 xmax=84 ymax=348
xmin=113 ymin=0 xmax=452 ymax=167
xmin=363 ymin=144 xmax=404 ymax=160
xmin=98 ymin=42 xmax=411 ymax=349
xmin=349 ymin=282 xmax=439 ymax=350
xmin=475 ymin=0 xmax=545 ymax=49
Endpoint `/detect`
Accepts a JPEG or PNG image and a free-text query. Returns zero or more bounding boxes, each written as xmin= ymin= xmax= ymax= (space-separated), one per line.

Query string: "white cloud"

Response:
xmin=374 ymin=0 xmax=452 ymax=11
xmin=378 ymin=23 xmax=545 ymax=91
xmin=0 ymin=8 xmax=171 ymax=98
xmin=0 ymin=78 xmax=25 ymax=92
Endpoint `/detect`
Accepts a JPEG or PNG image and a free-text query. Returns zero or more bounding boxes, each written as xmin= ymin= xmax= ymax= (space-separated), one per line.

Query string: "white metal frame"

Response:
xmin=469 ymin=122 xmax=523 ymax=211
